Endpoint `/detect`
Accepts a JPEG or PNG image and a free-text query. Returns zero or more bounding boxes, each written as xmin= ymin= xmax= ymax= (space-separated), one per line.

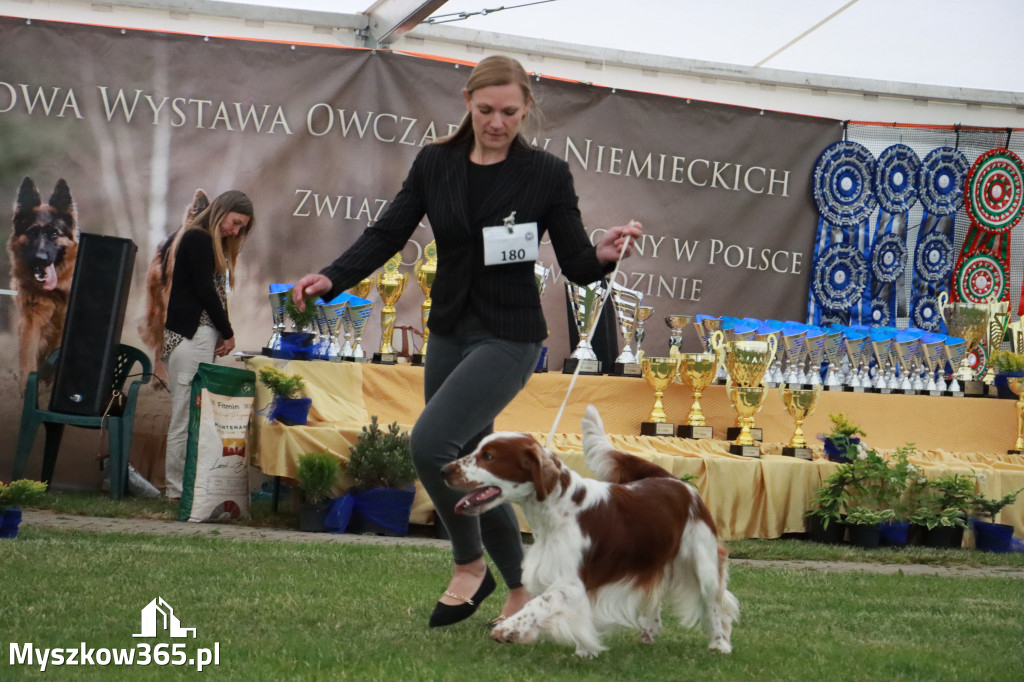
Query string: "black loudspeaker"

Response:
xmin=49 ymin=232 xmax=137 ymax=415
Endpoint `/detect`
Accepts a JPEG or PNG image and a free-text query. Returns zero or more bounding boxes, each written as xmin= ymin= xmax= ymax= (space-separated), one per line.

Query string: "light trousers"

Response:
xmin=164 ymin=325 xmax=218 ymax=499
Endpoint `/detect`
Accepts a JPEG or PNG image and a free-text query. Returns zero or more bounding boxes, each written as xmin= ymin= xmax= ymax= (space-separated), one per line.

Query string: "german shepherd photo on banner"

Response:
xmin=138 ymin=188 xmax=210 ymax=384
xmin=7 ymin=177 xmax=79 ymax=387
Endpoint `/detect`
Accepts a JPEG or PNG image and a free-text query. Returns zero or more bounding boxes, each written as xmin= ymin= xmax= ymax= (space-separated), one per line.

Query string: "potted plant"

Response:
xmin=906 ymin=472 xmax=974 ymax=548
xmin=333 ymin=416 xmax=418 ymax=537
xmin=820 ymin=412 xmax=866 ymax=463
xmin=258 ymin=365 xmax=312 ymax=425
xmin=811 ymin=444 xmax=911 ymax=548
xmin=295 ymin=451 xmax=341 ymax=532
xmin=806 ymin=471 xmax=850 ymax=544
xmin=989 ymin=349 xmax=1024 ymax=399
xmin=970 ymin=483 xmax=1023 ymax=553
xmin=0 ymin=479 xmax=47 ymax=539
xmin=278 ymin=293 xmax=320 ymax=360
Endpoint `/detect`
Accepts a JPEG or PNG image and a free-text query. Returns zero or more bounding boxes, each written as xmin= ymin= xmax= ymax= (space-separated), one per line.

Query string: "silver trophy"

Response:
xmin=634 ymin=305 xmax=654 ymax=360
xmin=805 ymin=331 xmax=827 ymax=387
xmin=780 ymin=329 xmax=807 ymax=386
xmin=318 ymin=299 xmax=349 ymax=361
xmin=347 ymin=299 xmax=374 ymax=361
xmin=565 ymin=281 xmax=607 ymax=373
xmin=534 ymin=261 xmax=551 ymax=297
xmin=665 ymin=314 xmax=693 ymax=356
xmin=823 ymin=330 xmax=844 ymax=388
xmin=266 ymin=289 xmax=289 ymax=352
xmin=610 ymin=283 xmax=644 ymax=375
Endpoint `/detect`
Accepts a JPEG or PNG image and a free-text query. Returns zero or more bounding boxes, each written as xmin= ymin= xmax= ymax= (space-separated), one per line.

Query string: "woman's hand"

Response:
xmin=215 ymin=336 xmax=236 ymax=357
xmin=290 ymin=273 xmax=333 ymax=311
xmin=595 ymin=220 xmax=643 ymax=264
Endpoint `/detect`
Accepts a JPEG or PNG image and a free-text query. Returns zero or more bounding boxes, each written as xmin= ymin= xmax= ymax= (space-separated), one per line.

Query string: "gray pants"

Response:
xmin=411 ymin=314 xmax=542 ymax=589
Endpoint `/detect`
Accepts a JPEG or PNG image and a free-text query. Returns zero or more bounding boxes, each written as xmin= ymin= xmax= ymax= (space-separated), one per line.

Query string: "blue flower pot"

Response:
xmin=879 ymin=521 xmax=910 ymax=547
xmin=823 ymin=436 xmax=859 ymax=463
xmin=972 ymin=519 xmax=1015 ymax=553
xmin=269 ymin=397 xmax=312 ymax=426
xmin=1 ymin=507 xmax=23 ymax=539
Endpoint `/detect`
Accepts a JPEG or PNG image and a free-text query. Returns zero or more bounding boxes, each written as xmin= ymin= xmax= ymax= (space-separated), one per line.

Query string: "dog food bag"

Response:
xmin=179 ymin=362 xmax=256 ymax=523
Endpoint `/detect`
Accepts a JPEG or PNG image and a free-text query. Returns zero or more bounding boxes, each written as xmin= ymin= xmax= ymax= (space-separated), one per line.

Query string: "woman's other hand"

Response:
xmin=290 ymin=274 xmax=333 ymax=311
xmin=215 ymin=336 xmax=236 ymax=357
xmin=595 ymin=220 xmax=643 ymax=264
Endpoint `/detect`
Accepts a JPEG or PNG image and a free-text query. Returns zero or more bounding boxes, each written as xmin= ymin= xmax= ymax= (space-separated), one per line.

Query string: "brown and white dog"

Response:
xmin=441 ymin=405 xmax=739 ymax=658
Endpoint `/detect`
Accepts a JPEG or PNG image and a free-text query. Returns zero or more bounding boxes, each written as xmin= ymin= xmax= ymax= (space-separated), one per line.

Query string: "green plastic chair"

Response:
xmin=13 ymin=344 xmax=153 ymax=499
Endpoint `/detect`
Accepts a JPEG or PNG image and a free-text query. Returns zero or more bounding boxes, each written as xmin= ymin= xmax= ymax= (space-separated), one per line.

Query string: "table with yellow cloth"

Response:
xmin=246 ymin=357 xmax=1024 ymax=541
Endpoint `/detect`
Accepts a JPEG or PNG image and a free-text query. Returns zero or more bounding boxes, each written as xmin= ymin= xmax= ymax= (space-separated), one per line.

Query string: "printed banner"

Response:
xmin=0 ymin=17 xmax=839 ymax=396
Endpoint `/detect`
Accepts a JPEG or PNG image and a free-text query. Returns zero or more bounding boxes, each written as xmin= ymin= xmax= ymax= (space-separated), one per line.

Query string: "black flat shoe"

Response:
xmin=428 ymin=567 xmax=496 ymax=628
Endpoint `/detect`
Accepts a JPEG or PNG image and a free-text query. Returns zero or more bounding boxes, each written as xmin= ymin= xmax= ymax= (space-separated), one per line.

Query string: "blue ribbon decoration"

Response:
xmin=867 ymin=144 xmax=919 ymax=326
xmin=911 ymin=147 xmax=969 ymax=333
xmin=808 ymin=141 xmax=877 ymax=326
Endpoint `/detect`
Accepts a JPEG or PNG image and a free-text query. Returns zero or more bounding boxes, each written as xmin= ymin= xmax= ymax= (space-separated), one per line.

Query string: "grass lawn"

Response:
xmin=1 ymin=518 xmax=1022 ymax=681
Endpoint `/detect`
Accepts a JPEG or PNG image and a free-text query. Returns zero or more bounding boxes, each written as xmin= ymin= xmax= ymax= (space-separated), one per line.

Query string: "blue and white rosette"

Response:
xmin=808 ymin=141 xmax=877 ymax=325
xmin=911 ymin=147 xmax=969 ymax=332
xmin=867 ymin=144 xmax=919 ymax=325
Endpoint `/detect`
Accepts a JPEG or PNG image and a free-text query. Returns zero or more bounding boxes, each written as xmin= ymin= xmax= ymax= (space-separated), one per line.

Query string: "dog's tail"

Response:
xmin=581 ymin=404 xmax=617 ymax=480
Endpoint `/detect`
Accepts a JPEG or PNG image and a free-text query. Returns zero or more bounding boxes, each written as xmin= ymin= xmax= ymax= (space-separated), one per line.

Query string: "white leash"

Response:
xmin=544 ymin=222 xmax=636 ymax=448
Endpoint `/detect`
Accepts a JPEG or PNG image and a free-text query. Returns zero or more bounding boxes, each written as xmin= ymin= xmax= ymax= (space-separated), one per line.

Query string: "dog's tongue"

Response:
xmin=454 ymin=486 xmax=501 ymax=514
xmin=41 ymin=264 xmax=57 ymax=291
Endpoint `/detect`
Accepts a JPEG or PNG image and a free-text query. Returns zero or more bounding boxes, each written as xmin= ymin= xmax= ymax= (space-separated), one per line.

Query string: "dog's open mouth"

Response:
xmin=33 ymin=264 xmax=58 ymax=291
xmin=454 ymin=486 xmax=502 ymax=514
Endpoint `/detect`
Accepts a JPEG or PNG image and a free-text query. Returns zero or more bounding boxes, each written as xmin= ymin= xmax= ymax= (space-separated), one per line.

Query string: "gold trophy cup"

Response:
xmin=412 ymin=240 xmax=437 ymax=365
xmin=728 ymin=386 xmax=768 ymax=455
xmin=781 ymin=387 xmax=820 ymax=459
xmin=712 ymin=329 xmax=777 ymax=455
xmin=373 ymin=252 xmax=408 ymax=364
xmin=676 ymin=352 xmax=718 ymax=439
xmin=640 ymin=355 xmax=681 ymax=436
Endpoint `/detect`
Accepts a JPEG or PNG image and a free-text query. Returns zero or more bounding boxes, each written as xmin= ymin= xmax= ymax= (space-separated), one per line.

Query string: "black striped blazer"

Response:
xmin=320 ymin=137 xmax=610 ymax=342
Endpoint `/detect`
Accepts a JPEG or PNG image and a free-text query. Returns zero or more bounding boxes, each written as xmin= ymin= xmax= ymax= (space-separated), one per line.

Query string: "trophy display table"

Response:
xmin=245 ymin=357 xmax=1024 ymax=541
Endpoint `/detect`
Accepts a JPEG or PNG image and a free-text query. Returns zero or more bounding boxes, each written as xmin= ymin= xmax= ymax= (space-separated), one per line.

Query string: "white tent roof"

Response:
xmin=214 ymin=0 xmax=1024 ymax=93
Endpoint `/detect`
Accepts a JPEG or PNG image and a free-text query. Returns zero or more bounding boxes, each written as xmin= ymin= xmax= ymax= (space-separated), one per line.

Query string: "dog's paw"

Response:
xmin=491 ymin=620 xmax=536 ymax=645
xmin=709 ymin=635 xmax=732 ymax=654
xmin=573 ymin=645 xmax=599 ymax=659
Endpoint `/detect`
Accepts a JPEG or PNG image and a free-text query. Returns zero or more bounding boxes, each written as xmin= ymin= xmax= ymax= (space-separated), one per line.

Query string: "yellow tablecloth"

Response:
xmin=247 ymin=357 xmax=1024 ymax=541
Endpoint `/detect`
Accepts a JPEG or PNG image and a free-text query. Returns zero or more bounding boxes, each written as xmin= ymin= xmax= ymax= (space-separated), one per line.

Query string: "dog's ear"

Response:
xmin=47 ymin=179 xmax=75 ymax=219
xmin=13 ymin=177 xmax=41 ymax=232
xmin=524 ymin=441 xmax=560 ymax=502
xmin=190 ymin=189 xmax=210 ymax=219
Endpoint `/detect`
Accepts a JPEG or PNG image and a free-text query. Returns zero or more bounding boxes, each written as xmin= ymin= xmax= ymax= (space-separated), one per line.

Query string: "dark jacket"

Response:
xmin=320 ymin=137 xmax=610 ymax=342
xmin=165 ymin=228 xmax=233 ymax=340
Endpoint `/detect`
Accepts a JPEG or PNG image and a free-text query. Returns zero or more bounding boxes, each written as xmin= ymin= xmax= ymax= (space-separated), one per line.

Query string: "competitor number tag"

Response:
xmin=483 ymin=214 xmax=538 ymax=266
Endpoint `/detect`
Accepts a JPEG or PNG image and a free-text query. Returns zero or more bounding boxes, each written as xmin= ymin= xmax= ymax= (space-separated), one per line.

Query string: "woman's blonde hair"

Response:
xmin=189 ymin=189 xmax=254 ymax=287
xmin=440 ymin=55 xmax=537 ymax=146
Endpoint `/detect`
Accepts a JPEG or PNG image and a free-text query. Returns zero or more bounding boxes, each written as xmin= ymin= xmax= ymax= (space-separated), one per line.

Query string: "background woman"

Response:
xmin=162 ymin=190 xmax=254 ymax=501
xmin=291 ymin=56 xmax=640 ymax=627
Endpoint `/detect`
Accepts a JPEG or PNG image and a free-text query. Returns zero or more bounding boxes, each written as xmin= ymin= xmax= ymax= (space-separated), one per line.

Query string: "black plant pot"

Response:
xmin=298 ymin=502 xmax=330 ymax=532
xmin=847 ymin=523 xmax=881 ymax=548
xmin=806 ymin=515 xmax=846 ymax=544
xmin=924 ymin=525 xmax=965 ymax=549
